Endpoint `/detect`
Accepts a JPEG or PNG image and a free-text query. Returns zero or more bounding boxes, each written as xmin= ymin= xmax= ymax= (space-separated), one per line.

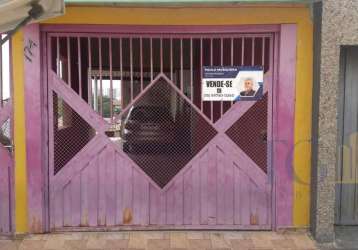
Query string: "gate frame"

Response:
xmin=24 ymin=23 xmax=297 ymax=233
xmin=0 ymin=37 xmax=14 ymax=235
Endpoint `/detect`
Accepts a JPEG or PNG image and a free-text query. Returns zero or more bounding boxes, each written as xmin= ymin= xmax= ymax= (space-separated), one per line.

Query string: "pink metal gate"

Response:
xmin=0 ymin=38 xmax=13 ymax=234
xmin=47 ymin=27 xmax=275 ymax=230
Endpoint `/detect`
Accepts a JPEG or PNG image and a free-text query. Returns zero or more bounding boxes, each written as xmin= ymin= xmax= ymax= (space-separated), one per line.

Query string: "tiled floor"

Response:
xmin=0 ymin=231 xmax=318 ymax=250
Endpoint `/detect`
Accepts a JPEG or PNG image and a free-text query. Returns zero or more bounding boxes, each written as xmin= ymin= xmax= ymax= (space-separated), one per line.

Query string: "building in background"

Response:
xmin=311 ymin=0 xmax=358 ymax=245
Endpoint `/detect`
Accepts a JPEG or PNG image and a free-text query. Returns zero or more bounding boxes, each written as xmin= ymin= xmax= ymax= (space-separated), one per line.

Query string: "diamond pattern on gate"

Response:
xmin=225 ymin=94 xmax=268 ymax=173
xmin=114 ymin=77 xmax=217 ymax=188
xmin=53 ymin=92 xmax=96 ymax=175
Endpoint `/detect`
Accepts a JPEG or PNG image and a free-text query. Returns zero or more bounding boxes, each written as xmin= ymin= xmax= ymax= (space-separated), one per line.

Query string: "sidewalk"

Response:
xmin=0 ymin=230 xmax=318 ymax=250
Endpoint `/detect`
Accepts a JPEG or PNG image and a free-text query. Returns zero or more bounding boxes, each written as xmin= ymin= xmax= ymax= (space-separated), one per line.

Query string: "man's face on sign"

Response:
xmin=244 ymin=79 xmax=254 ymax=91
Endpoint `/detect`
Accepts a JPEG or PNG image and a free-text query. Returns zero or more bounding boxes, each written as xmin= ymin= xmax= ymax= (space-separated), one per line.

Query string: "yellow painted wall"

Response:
xmin=293 ymin=18 xmax=313 ymax=227
xmin=13 ymin=5 xmax=312 ymax=232
xmin=12 ymin=31 xmax=28 ymax=233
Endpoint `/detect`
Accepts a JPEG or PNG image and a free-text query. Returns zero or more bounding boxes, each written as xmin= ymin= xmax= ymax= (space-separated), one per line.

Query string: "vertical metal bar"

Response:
xmin=238 ymin=37 xmax=244 ymax=105
xmin=94 ymin=76 xmax=98 ymax=111
xmin=150 ymin=38 xmax=153 ymax=81
xmin=268 ymin=35 xmax=276 ymax=195
xmin=130 ymin=38 xmax=133 ymax=102
xmin=190 ymin=38 xmax=193 ymax=102
xmin=88 ymin=38 xmax=92 ymax=106
xmin=99 ymin=37 xmax=103 ymax=115
xmin=88 ymin=73 xmax=91 ymax=108
xmin=230 ymin=38 xmax=234 ymax=107
xmin=210 ymin=38 xmax=213 ymax=122
xmin=180 ymin=38 xmax=183 ymax=91
xmin=241 ymin=37 xmax=245 ymax=66
xmin=200 ymin=38 xmax=203 ymax=111
xmin=77 ymin=37 xmax=82 ymax=98
xmin=220 ymin=38 xmax=223 ymax=117
xmin=210 ymin=38 xmax=213 ymax=66
xmin=0 ymin=40 xmax=3 ymax=106
xmin=262 ymin=37 xmax=266 ymax=68
xmin=231 ymin=38 xmax=234 ymax=66
xmin=220 ymin=38 xmax=224 ymax=66
xmin=269 ymin=35 xmax=274 ymax=81
xmin=251 ymin=37 xmax=255 ymax=66
xmin=56 ymin=37 xmax=60 ymax=77
xmin=170 ymin=38 xmax=173 ymax=81
xmin=160 ymin=38 xmax=163 ymax=73
xmin=109 ymin=38 xmax=113 ymax=123
xmin=140 ymin=37 xmax=143 ymax=91
xmin=67 ymin=37 xmax=71 ymax=87
xmin=120 ymin=38 xmax=123 ymax=108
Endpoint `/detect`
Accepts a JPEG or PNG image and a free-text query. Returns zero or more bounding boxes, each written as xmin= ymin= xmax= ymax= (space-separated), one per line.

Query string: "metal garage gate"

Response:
xmin=337 ymin=47 xmax=358 ymax=225
xmin=46 ymin=28 xmax=275 ymax=230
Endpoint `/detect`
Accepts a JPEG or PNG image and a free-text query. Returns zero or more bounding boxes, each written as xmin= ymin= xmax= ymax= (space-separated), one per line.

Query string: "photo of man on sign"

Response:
xmin=234 ymin=67 xmax=263 ymax=101
xmin=239 ymin=77 xmax=257 ymax=97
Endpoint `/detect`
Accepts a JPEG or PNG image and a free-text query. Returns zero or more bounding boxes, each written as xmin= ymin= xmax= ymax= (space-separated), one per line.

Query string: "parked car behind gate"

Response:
xmin=121 ymin=105 xmax=176 ymax=153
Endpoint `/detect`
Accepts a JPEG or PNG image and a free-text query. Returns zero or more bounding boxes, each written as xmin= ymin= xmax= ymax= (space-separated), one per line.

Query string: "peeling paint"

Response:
xmin=81 ymin=211 xmax=89 ymax=227
xmin=123 ymin=208 xmax=133 ymax=224
xmin=30 ymin=216 xmax=42 ymax=233
xmin=250 ymin=214 xmax=259 ymax=225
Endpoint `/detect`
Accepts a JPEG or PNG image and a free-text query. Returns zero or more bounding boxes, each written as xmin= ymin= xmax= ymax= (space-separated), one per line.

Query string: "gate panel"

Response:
xmin=337 ymin=47 xmax=358 ymax=225
xmin=53 ymin=93 xmax=96 ymax=175
xmin=0 ymin=36 xmax=12 ymax=234
xmin=226 ymin=94 xmax=268 ymax=173
xmin=50 ymin=135 xmax=270 ymax=228
xmin=0 ymin=143 xmax=11 ymax=233
xmin=47 ymin=30 xmax=274 ymax=230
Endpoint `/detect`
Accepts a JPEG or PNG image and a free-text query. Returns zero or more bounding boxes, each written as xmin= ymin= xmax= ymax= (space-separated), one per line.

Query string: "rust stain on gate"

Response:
xmin=30 ymin=216 xmax=42 ymax=233
xmin=123 ymin=208 xmax=133 ymax=224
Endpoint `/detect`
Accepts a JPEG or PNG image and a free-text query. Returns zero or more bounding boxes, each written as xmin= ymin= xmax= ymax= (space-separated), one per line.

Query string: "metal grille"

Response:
xmin=113 ymin=77 xmax=217 ymax=188
xmin=50 ymin=35 xmax=271 ymax=124
xmin=225 ymin=94 xmax=268 ymax=173
xmin=49 ymin=33 xmax=272 ymax=180
xmin=0 ymin=118 xmax=11 ymax=151
xmin=53 ymin=92 xmax=96 ymax=175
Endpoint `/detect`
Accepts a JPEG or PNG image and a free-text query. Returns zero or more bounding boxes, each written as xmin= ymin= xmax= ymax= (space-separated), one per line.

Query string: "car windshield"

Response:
xmin=129 ymin=106 xmax=172 ymax=122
